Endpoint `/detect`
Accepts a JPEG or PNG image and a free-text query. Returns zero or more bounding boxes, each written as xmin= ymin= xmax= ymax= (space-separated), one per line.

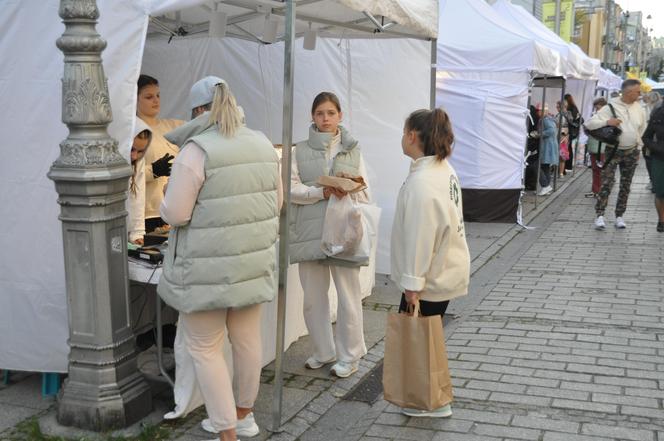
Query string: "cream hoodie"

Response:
xmin=584 ymin=97 xmax=646 ymax=149
xmin=390 ymin=156 xmax=470 ymax=302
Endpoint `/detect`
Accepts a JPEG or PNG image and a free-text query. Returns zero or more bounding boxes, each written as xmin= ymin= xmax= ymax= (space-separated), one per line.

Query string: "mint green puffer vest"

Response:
xmin=157 ymin=126 xmax=280 ymax=313
xmin=289 ymin=125 xmax=361 ymax=264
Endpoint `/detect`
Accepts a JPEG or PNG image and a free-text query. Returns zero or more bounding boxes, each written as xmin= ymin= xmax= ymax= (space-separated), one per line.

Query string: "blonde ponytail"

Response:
xmin=208 ymin=82 xmax=243 ymax=138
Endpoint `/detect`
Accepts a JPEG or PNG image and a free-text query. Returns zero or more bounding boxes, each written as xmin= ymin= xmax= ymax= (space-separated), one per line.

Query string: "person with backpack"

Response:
xmin=585 ymin=79 xmax=647 ymax=230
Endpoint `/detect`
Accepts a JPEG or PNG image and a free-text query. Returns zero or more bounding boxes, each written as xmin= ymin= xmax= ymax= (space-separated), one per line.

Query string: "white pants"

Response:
xmin=179 ymin=304 xmax=262 ymax=432
xmin=299 ymin=261 xmax=366 ymax=363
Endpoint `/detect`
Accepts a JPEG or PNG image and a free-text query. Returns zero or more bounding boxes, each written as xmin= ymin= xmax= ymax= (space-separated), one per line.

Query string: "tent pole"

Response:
xmin=554 ymin=79 xmax=566 ymax=192
xmin=272 ymin=0 xmax=296 ymax=432
xmin=430 ymin=38 xmax=437 ymax=109
xmin=573 ymin=80 xmax=589 ymax=177
xmin=535 ymin=75 xmax=548 ymax=209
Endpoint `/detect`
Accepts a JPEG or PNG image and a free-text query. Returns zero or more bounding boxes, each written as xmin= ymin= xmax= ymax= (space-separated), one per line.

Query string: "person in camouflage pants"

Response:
xmin=595 ymin=147 xmax=640 ymax=219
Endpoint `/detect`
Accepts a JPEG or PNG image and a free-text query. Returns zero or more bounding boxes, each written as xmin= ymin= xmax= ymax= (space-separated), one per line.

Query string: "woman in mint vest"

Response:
xmin=290 ymin=92 xmax=370 ymax=378
xmin=158 ymin=80 xmax=281 ymax=441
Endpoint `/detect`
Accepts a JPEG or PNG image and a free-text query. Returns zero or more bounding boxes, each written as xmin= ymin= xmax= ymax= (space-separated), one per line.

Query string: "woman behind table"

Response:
xmin=391 ymin=108 xmax=470 ymax=418
xmin=157 ymin=81 xmax=281 ymax=441
xmin=290 ymin=91 xmax=370 ymax=379
xmin=127 ymin=117 xmax=153 ymax=245
xmin=136 ymin=74 xmax=184 ymax=233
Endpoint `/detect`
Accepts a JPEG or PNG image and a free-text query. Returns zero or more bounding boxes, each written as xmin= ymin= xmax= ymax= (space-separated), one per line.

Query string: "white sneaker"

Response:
xmin=537 ymin=185 xmax=553 ymax=196
xmin=594 ymin=216 xmax=606 ymax=230
xmin=615 ymin=217 xmax=626 ymax=229
xmin=202 ymin=412 xmax=259 ymax=437
xmin=402 ymin=403 xmax=453 ymax=418
xmin=304 ymin=355 xmax=336 ymax=370
xmin=330 ymin=361 xmax=358 ymax=378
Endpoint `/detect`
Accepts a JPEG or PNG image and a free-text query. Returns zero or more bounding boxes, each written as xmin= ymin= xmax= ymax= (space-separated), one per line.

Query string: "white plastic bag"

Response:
xmin=321 ymin=195 xmax=363 ymax=258
xmin=321 ymin=195 xmax=381 ymax=265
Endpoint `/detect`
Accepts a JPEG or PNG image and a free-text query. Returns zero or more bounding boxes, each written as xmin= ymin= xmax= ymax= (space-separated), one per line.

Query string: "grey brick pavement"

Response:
xmin=339 ymin=165 xmax=664 ymax=440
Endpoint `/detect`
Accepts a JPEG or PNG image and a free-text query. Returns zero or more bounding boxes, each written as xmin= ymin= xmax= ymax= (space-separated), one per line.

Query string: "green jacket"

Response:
xmin=289 ymin=125 xmax=361 ymax=264
xmin=157 ymin=126 xmax=280 ymax=313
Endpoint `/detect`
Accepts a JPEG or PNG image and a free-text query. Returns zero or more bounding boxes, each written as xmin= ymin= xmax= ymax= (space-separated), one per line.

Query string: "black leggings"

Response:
xmin=398 ymin=293 xmax=449 ymax=318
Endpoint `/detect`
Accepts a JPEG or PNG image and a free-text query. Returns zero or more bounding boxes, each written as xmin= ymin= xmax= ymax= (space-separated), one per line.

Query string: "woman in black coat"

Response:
xmin=563 ymin=94 xmax=581 ymax=171
xmin=642 ymin=103 xmax=664 ymax=232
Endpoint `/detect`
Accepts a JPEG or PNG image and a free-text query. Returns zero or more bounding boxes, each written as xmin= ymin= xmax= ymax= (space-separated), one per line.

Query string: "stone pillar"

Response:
xmin=48 ymin=0 xmax=152 ymax=431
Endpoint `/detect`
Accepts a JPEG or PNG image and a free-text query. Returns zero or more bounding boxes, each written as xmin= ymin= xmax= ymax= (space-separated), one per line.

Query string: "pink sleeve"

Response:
xmin=160 ymin=142 xmax=206 ymax=226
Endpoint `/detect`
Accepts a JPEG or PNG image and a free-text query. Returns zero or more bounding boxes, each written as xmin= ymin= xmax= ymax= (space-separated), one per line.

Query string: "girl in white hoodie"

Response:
xmin=391 ymin=108 xmax=470 ymax=418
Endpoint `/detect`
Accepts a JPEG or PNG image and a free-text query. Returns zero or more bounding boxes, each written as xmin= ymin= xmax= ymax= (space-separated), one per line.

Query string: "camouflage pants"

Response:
xmin=595 ymin=147 xmax=640 ymax=217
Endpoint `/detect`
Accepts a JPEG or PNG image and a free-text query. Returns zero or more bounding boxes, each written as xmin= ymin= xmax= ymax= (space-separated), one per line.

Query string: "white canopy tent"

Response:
xmin=435 ymin=0 xmax=562 ymax=222
xmin=0 ymin=0 xmax=435 ymax=378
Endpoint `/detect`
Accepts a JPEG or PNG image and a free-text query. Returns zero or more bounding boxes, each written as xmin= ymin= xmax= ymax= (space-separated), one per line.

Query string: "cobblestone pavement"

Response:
xmin=336 ymin=166 xmax=664 ymax=440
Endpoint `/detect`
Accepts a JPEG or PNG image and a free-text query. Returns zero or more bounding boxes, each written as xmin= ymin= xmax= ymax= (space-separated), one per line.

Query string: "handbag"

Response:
xmin=383 ymin=301 xmax=453 ymax=411
xmin=584 ymin=104 xmax=621 ymax=145
xmin=559 ymin=136 xmax=570 ymax=161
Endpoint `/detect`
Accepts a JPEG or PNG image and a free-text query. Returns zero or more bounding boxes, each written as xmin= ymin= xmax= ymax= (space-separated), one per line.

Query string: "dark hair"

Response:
xmin=311 ymin=92 xmax=341 ymax=115
xmin=564 ymin=94 xmax=578 ymax=112
xmin=593 ymin=97 xmax=607 ymax=107
xmin=136 ymin=129 xmax=151 ymax=139
xmin=621 ymin=79 xmax=641 ymax=91
xmin=137 ymin=74 xmax=159 ymax=95
xmin=405 ymin=108 xmax=454 ymax=161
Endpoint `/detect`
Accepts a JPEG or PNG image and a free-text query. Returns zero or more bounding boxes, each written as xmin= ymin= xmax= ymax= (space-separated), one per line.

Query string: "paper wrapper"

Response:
xmin=317 ymin=175 xmax=367 ymax=194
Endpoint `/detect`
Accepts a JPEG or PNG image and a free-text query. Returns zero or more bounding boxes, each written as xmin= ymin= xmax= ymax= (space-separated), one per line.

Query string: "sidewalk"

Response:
xmin=6 ymin=164 xmax=658 ymax=441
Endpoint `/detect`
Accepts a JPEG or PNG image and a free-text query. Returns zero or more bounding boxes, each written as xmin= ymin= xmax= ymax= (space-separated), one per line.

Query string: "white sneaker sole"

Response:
xmin=402 ymin=407 xmax=453 ymax=418
xmin=305 ymin=357 xmax=336 ymax=370
xmin=330 ymin=364 xmax=358 ymax=378
xmin=202 ymin=418 xmax=259 ymax=437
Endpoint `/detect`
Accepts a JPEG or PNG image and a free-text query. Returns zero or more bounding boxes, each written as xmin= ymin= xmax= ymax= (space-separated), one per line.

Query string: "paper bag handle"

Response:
xmin=404 ymin=300 xmax=421 ymax=317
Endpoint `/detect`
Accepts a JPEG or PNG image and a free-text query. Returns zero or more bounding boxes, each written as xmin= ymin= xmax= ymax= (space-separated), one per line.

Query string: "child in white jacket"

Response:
xmin=390 ymin=107 xmax=470 ymax=418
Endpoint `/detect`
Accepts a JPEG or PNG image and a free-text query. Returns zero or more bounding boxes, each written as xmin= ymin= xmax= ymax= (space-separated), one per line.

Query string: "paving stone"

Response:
xmin=581 ymin=423 xmax=655 ymax=441
xmin=365 ymin=424 xmax=436 ymax=440
xmin=543 ymin=431 xmax=619 ymax=440
xmin=473 ymin=423 xmax=541 ymax=440
xmin=552 ymin=399 xmax=618 ymax=414
xmin=452 ymin=408 xmax=512 ymax=425
xmin=592 ymin=393 xmax=659 ymax=408
xmin=487 ymin=392 xmax=551 ymax=407
xmin=526 ymin=386 xmax=589 ymax=400
xmin=512 ymin=415 xmax=580 ymax=433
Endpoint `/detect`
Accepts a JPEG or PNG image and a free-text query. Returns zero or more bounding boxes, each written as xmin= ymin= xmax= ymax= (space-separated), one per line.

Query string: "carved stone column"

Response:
xmin=48 ymin=0 xmax=152 ymax=430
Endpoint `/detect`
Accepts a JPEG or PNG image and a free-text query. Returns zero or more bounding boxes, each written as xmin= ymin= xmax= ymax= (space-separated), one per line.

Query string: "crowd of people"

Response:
xmin=524 ymin=79 xmax=662 ymax=232
xmin=125 ymin=74 xmax=470 ymax=441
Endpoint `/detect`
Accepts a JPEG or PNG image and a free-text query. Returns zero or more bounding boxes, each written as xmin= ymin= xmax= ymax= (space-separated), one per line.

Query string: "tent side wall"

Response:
xmin=437 ymin=77 xmax=529 ymax=222
xmin=1 ymin=0 xmax=431 ymax=372
xmin=142 ymin=35 xmax=431 ymax=275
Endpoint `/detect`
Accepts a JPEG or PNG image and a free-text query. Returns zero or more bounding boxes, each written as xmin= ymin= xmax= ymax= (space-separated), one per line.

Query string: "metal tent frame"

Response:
xmin=144 ymin=0 xmax=439 ymax=430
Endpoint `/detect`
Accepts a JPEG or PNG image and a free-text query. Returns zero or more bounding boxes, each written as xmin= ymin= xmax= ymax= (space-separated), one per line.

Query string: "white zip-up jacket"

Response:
xmin=390 ymin=156 xmax=470 ymax=302
xmin=584 ymin=97 xmax=646 ymax=149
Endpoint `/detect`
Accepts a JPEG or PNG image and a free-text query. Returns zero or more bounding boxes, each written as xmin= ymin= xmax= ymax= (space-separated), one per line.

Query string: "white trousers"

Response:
xmin=299 ymin=261 xmax=366 ymax=363
xmin=179 ymin=304 xmax=262 ymax=432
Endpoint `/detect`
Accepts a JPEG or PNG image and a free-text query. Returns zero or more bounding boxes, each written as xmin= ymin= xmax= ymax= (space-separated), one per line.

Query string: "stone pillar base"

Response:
xmin=57 ymin=370 xmax=152 ymax=431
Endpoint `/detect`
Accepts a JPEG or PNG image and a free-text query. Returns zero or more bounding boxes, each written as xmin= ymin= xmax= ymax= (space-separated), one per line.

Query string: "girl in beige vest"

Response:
xmin=291 ymin=92 xmax=370 ymax=378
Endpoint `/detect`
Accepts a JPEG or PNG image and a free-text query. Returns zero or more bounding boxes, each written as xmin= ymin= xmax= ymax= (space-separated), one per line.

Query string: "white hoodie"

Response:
xmin=584 ymin=97 xmax=646 ymax=149
xmin=127 ymin=117 xmax=152 ymax=242
xmin=390 ymin=156 xmax=470 ymax=302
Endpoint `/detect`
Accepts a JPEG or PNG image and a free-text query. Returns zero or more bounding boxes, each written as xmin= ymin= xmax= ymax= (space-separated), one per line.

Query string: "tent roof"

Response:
xmin=492 ymin=0 xmax=598 ymax=80
xmin=598 ymin=68 xmax=622 ymax=90
xmin=436 ymin=0 xmax=561 ymax=76
xmin=148 ymin=0 xmax=437 ymax=42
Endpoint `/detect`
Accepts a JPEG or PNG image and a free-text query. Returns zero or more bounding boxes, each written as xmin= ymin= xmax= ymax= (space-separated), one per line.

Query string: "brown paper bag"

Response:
xmin=382 ymin=303 xmax=453 ymax=410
